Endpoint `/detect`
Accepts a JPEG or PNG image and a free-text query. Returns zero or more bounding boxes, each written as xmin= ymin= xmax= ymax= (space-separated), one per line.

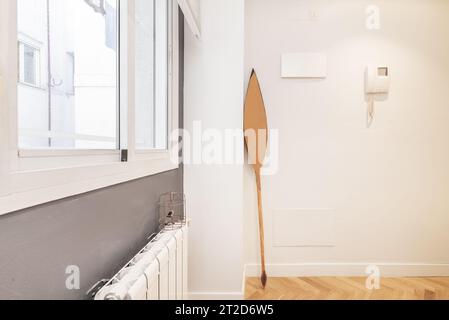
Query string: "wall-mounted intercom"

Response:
xmin=365 ymin=65 xmax=390 ymax=94
xmin=365 ymin=65 xmax=390 ymax=127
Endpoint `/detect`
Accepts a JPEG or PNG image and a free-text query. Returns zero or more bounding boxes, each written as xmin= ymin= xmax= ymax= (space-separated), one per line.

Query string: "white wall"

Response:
xmin=244 ymin=0 xmax=449 ymax=276
xmin=184 ymin=0 xmax=245 ymax=298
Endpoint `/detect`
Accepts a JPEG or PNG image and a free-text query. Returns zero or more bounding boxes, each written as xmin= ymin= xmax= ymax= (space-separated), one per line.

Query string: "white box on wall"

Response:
xmin=281 ymin=53 xmax=327 ymax=78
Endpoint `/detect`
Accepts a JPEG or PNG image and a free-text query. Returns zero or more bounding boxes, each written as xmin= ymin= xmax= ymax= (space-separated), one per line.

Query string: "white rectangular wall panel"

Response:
xmin=273 ymin=209 xmax=336 ymax=247
xmin=281 ymin=53 xmax=327 ymax=78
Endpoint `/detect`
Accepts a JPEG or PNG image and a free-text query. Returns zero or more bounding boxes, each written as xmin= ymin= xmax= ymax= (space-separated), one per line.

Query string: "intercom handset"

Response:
xmin=365 ymin=65 xmax=390 ymax=127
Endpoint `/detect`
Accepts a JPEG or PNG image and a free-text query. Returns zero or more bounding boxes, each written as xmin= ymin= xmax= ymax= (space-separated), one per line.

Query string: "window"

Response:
xmin=0 ymin=0 xmax=179 ymax=215
xmin=18 ymin=41 xmax=40 ymax=87
xmin=17 ymin=0 xmax=118 ymax=150
xmin=135 ymin=0 xmax=169 ymax=150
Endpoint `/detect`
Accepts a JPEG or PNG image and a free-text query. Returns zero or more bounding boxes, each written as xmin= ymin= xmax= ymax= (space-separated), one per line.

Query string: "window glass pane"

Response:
xmin=17 ymin=0 xmax=118 ymax=150
xmin=135 ymin=0 xmax=168 ymax=150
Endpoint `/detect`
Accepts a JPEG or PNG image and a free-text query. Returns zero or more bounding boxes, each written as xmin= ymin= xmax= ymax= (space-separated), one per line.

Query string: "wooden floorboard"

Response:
xmin=245 ymin=277 xmax=449 ymax=300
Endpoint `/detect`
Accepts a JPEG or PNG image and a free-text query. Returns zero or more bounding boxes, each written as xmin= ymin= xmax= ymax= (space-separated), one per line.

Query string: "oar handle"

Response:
xmin=255 ymin=170 xmax=267 ymax=288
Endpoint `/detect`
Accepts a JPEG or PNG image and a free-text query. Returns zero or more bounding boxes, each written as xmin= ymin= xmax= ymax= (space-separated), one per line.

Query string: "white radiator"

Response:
xmin=95 ymin=225 xmax=188 ymax=300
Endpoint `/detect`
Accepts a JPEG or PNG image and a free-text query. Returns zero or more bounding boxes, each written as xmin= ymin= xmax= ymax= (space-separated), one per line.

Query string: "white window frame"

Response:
xmin=0 ymin=0 xmax=179 ymax=215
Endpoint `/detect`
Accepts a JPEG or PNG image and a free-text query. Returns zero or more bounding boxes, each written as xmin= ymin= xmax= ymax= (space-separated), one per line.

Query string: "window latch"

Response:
xmin=121 ymin=150 xmax=128 ymax=162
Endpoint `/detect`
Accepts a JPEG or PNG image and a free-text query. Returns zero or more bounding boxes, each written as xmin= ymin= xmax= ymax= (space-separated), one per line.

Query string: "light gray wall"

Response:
xmin=0 ymin=10 xmax=184 ymax=301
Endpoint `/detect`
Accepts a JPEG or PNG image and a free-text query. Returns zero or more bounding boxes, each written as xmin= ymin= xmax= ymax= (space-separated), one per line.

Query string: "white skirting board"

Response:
xmin=244 ymin=263 xmax=449 ymax=278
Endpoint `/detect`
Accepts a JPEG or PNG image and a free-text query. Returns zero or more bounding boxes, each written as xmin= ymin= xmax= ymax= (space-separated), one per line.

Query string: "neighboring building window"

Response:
xmin=18 ymin=42 xmax=40 ymax=87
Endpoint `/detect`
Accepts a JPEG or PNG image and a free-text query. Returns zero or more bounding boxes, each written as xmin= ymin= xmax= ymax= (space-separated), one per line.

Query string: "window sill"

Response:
xmin=0 ymin=153 xmax=178 ymax=216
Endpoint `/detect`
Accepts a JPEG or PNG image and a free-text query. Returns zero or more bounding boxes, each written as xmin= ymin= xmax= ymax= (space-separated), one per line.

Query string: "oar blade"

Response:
xmin=244 ymin=70 xmax=268 ymax=171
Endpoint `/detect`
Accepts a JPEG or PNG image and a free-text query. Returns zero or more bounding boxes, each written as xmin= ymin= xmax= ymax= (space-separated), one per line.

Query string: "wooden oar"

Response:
xmin=244 ymin=69 xmax=268 ymax=289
